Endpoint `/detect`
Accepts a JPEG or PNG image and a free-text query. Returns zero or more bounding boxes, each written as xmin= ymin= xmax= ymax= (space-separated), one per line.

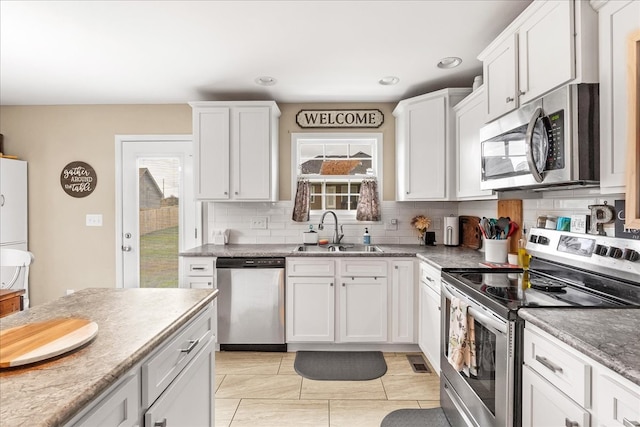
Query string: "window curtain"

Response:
xmin=292 ymin=178 xmax=310 ymax=222
xmin=356 ymin=178 xmax=380 ymax=221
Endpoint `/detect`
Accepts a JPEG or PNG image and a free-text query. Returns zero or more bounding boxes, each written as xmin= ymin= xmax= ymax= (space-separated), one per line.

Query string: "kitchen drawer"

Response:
xmin=183 ymin=257 xmax=215 ymax=276
xmin=524 ymin=326 xmax=591 ymax=408
xmin=598 ymin=374 xmax=640 ymax=427
xmin=142 ymin=303 xmax=214 ymax=407
xmin=73 ymin=371 xmax=140 ymax=427
xmin=419 ymin=262 xmax=441 ymax=294
xmin=185 ymin=277 xmax=215 ymax=289
xmin=339 ymin=259 xmax=387 ymax=277
xmin=287 ymin=258 xmax=335 ymax=276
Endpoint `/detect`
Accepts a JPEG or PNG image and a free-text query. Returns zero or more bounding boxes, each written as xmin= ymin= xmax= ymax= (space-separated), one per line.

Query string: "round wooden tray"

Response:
xmin=0 ymin=318 xmax=98 ymax=368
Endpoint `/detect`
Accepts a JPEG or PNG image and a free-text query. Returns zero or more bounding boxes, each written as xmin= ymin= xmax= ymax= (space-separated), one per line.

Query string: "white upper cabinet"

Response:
xmin=592 ymin=0 xmax=640 ymax=193
xmin=0 ymin=158 xmax=28 ymax=245
xmin=479 ymin=0 xmax=598 ymax=122
xmin=454 ymin=88 xmax=496 ymax=200
xmin=190 ymin=101 xmax=280 ymax=201
xmin=394 ymin=88 xmax=471 ymax=201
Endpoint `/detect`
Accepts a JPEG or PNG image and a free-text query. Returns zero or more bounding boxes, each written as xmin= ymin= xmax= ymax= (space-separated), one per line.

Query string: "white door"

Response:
xmin=116 ymin=136 xmax=199 ymax=288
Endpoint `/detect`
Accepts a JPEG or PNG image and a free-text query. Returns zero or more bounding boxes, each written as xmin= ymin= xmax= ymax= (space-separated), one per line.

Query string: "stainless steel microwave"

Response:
xmin=480 ymin=84 xmax=599 ymax=191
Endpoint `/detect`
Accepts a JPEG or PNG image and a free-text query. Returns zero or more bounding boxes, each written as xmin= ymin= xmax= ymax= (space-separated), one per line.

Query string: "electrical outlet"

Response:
xmin=250 ymin=216 xmax=268 ymax=229
xmin=385 ymin=219 xmax=398 ymax=230
xmin=86 ymin=214 xmax=103 ymax=227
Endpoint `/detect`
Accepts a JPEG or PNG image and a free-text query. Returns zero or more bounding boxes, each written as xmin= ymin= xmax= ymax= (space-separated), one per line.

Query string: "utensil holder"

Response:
xmin=484 ymin=238 xmax=509 ymax=263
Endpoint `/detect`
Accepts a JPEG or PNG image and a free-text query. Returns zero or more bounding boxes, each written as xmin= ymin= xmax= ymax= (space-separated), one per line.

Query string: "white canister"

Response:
xmin=443 ymin=215 xmax=460 ymax=246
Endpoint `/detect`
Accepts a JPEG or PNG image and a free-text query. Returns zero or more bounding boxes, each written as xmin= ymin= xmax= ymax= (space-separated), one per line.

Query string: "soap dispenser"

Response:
xmin=363 ymin=227 xmax=371 ymax=245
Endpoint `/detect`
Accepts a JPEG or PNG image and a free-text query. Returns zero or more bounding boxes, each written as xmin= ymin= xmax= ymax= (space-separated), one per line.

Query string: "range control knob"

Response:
xmin=608 ymin=247 xmax=623 ymax=259
xmin=537 ymin=236 xmax=550 ymax=245
xmin=623 ymin=249 xmax=640 ymax=262
xmin=594 ymin=244 xmax=609 ymax=256
xmin=529 ymin=235 xmax=538 ymax=243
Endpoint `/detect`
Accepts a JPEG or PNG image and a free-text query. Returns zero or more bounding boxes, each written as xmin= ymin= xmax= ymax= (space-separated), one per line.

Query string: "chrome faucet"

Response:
xmin=318 ymin=210 xmax=344 ymax=244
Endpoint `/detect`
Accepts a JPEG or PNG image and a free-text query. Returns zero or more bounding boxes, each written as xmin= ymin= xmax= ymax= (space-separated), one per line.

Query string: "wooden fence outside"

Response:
xmin=140 ymin=206 xmax=179 ymax=235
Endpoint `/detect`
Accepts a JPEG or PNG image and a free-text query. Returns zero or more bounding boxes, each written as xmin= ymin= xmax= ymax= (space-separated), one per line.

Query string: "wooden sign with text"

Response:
xmin=60 ymin=161 xmax=97 ymax=198
xmin=296 ymin=109 xmax=384 ymax=128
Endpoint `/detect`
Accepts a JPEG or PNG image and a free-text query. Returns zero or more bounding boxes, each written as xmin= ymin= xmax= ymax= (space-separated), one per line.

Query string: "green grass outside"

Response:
xmin=140 ymin=226 xmax=179 ymax=288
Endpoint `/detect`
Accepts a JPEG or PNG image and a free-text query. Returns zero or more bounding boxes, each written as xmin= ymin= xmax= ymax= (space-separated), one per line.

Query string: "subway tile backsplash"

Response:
xmin=204 ymin=191 xmax=627 ymax=246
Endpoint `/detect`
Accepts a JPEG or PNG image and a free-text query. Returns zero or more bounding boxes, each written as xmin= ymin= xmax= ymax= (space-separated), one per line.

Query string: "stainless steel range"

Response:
xmin=439 ymin=228 xmax=640 ymax=427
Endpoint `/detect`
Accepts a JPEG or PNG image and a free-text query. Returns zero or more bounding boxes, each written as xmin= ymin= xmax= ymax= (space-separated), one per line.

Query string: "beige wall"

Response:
xmin=0 ymin=102 xmax=397 ymax=305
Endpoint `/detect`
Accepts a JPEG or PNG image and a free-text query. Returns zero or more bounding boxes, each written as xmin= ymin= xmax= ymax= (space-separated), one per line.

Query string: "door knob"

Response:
xmin=121 ymin=245 xmax=132 ymax=252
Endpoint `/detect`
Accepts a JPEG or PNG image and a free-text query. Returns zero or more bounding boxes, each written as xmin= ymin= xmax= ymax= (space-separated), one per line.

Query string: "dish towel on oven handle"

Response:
xmin=447 ymin=297 xmax=477 ymax=374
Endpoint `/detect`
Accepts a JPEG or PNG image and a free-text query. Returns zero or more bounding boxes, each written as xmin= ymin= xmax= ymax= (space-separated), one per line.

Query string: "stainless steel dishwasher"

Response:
xmin=216 ymin=257 xmax=286 ymax=351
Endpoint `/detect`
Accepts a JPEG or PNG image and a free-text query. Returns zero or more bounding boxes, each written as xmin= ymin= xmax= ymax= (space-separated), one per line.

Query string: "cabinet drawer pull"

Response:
xmin=535 ymin=355 xmax=563 ymax=374
xmin=180 ymin=339 xmax=200 ymax=354
xmin=154 ymin=419 xmax=167 ymax=427
xmin=506 ymin=96 xmax=514 ymax=103
xmin=191 ymin=266 xmax=206 ymax=271
xmin=565 ymin=419 xmax=578 ymax=427
xmin=623 ymin=419 xmax=640 ymax=427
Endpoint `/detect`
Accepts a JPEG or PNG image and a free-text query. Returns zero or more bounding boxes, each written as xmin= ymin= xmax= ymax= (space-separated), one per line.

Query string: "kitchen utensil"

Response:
xmin=497 ymin=217 xmax=510 ymax=236
xmin=460 ymin=216 xmax=482 ymax=249
xmin=507 ymin=221 xmax=519 ymax=238
xmin=0 ymin=318 xmax=98 ymax=368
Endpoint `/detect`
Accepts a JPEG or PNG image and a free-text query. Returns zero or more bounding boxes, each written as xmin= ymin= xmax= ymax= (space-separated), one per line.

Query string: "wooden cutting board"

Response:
xmin=497 ymin=199 xmax=523 ymax=253
xmin=0 ymin=318 xmax=98 ymax=368
xmin=459 ymin=216 xmax=482 ymax=249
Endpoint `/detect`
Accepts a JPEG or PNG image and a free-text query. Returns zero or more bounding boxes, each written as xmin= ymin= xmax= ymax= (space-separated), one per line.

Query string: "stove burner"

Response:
xmin=460 ymin=273 xmax=483 ymax=285
xmin=485 ymin=286 xmax=519 ymax=302
xmin=529 ymin=277 xmax=567 ymax=293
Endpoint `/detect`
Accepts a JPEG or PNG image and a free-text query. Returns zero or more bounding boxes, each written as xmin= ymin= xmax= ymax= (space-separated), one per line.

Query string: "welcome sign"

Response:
xmin=296 ymin=109 xmax=384 ymax=128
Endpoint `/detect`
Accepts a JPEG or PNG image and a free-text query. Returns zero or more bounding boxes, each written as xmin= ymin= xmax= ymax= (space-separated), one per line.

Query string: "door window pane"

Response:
xmin=138 ymin=158 xmax=180 ymax=288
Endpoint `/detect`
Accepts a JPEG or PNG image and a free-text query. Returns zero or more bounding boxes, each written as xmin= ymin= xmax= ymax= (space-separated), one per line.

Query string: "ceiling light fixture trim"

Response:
xmin=378 ymin=76 xmax=400 ymax=86
xmin=255 ymin=76 xmax=277 ymax=86
xmin=437 ymin=57 xmax=462 ymax=69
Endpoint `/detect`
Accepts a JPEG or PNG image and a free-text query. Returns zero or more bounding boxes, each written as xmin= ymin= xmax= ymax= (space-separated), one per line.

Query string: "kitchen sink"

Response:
xmin=294 ymin=244 xmax=384 ymax=253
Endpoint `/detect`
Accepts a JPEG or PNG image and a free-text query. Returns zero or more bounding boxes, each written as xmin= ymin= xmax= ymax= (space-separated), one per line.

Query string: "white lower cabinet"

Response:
xmin=339 ymin=276 xmax=387 ymax=342
xmin=69 ymin=304 xmax=215 ymax=427
xmin=391 ymin=260 xmax=416 ymax=343
xmin=286 ymin=276 xmax=335 ymax=342
xmin=522 ymin=323 xmax=640 ymax=427
xmin=418 ymin=261 xmax=441 ymax=374
xmin=286 ymin=257 xmax=414 ymax=344
xmin=144 ymin=339 xmax=215 ymax=427
xmin=522 ymin=364 xmax=591 ymax=427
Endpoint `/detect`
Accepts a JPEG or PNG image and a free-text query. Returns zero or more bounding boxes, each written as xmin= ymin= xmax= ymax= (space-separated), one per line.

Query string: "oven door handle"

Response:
xmin=442 ymin=283 xmax=508 ymax=335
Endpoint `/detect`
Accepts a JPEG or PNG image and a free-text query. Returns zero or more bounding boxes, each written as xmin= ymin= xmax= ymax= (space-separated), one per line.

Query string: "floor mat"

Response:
xmin=380 ymin=408 xmax=450 ymax=427
xmin=294 ymin=350 xmax=387 ymax=381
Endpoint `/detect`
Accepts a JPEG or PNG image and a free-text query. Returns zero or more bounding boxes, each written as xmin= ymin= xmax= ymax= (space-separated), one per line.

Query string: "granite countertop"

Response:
xmin=0 ymin=287 xmax=218 ymax=427
xmin=180 ymin=243 xmax=487 ymax=269
xmin=519 ymin=308 xmax=640 ymax=387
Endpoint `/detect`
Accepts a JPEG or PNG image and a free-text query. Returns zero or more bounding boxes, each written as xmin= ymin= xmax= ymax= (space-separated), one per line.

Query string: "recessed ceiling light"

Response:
xmin=437 ymin=57 xmax=462 ymax=69
xmin=378 ymin=76 xmax=400 ymax=86
xmin=255 ymin=76 xmax=277 ymax=86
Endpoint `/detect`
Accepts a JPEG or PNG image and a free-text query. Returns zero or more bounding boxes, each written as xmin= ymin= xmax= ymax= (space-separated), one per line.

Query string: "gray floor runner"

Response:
xmin=294 ymin=350 xmax=387 ymax=381
xmin=380 ymin=408 xmax=450 ymax=427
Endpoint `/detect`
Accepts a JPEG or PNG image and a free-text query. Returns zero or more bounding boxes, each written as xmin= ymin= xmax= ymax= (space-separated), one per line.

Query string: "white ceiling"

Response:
xmin=0 ymin=0 xmax=532 ymax=106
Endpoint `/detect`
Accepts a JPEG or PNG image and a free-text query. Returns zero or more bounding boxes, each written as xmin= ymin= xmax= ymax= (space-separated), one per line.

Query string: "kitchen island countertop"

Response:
xmin=0 ymin=287 xmax=217 ymax=427
xmin=180 ymin=243 xmax=487 ymax=269
xmin=519 ymin=308 xmax=640 ymax=387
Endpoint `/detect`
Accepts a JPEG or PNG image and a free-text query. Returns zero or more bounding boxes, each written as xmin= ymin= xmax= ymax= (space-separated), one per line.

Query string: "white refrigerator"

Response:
xmin=0 ymin=158 xmax=29 ymax=307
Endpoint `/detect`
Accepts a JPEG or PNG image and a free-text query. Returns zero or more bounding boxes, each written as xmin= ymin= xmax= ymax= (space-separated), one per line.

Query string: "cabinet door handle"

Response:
xmin=506 ymin=96 xmax=514 ymax=103
xmin=0 ymin=194 xmax=4 ymax=207
xmin=565 ymin=418 xmax=578 ymax=427
xmin=623 ymin=419 xmax=640 ymax=427
xmin=154 ymin=419 xmax=167 ymax=427
xmin=342 ymin=283 xmax=346 ymax=287
xmin=224 ymin=191 xmax=228 ymax=195
xmin=330 ymin=282 xmax=333 ymax=287
xmin=180 ymin=339 xmax=199 ymax=354
xmin=235 ymin=191 xmax=239 ymax=195
xmin=535 ymin=355 xmax=563 ymax=374
xmin=519 ymin=90 xmax=526 ymax=96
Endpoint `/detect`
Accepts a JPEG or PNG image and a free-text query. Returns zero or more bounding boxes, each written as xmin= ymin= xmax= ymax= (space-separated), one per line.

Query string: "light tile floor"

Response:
xmin=215 ymin=351 xmax=441 ymax=427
